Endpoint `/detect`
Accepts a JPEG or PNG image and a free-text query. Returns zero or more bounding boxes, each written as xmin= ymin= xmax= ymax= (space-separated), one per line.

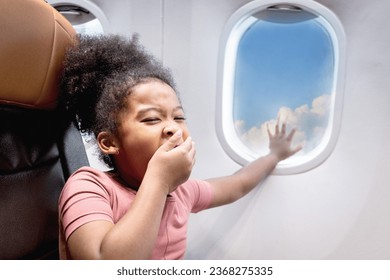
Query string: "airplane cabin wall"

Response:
xmin=84 ymin=0 xmax=390 ymax=259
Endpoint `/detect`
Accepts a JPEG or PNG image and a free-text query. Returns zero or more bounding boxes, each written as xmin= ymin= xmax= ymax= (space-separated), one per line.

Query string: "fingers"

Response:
xmin=162 ymin=130 xmax=183 ymax=151
xmin=157 ymin=130 xmax=196 ymax=167
xmin=267 ymin=123 xmax=272 ymax=138
xmin=274 ymin=116 xmax=279 ymax=136
xmin=268 ymin=118 xmax=287 ymax=138
xmin=173 ymin=135 xmax=196 ymax=166
xmin=292 ymin=143 xmax=303 ymax=154
xmin=267 ymin=115 xmax=304 ymax=160
xmin=186 ymin=138 xmax=196 ymax=167
xmin=180 ymin=136 xmax=195 ymax=155
xmin=275 ymin=115 xmax=287 ymax=135
xmin=286 ymin=127 xmax=296 ymax=141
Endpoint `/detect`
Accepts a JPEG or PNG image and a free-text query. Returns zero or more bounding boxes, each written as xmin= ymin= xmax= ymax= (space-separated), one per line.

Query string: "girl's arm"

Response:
xmin=67 ymin=131 xmax=195 ymax=260
xmin=207 ymin=121 xmax=302 ymax=208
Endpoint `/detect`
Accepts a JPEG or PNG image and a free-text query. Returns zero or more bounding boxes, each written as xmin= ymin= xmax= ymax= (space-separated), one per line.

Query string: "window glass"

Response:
xmin=73 ymin=18 xmax=104 ymax=35
xmin=234 ymin=8 xmax=333 ymax=156
xmin=217 ymin=1 xmax=345 ymax=173
xmin=52 ymin=4 xmax=104 ymax=35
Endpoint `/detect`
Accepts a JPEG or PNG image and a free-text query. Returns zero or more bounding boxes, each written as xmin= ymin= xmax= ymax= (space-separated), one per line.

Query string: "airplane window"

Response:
xmin=49 ymin=1 xmax=107 ymax=35
xmin=216 ymin=0 xmax=346 ymax=174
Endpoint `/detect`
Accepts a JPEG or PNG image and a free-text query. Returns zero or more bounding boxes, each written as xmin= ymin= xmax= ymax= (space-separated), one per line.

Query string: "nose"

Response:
xmin=163 ymin=123 xmax=181 ymax=137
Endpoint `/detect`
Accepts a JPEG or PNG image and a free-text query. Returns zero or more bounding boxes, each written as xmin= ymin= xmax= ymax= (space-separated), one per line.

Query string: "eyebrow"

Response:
xmin=136 ymin=106 xmax=185 ymax=117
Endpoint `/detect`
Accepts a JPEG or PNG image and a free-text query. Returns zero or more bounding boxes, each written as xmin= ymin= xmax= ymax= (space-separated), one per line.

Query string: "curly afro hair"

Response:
xmin=59 ymin=34 xmax=177 ymax=168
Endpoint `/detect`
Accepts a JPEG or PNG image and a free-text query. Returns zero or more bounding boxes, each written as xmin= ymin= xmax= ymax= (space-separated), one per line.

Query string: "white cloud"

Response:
xmin=235 ymin=94 xmax=331 ymax=155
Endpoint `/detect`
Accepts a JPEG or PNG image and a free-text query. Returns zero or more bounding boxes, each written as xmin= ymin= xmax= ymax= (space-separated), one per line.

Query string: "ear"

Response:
xmin=97 ymin=131 xmax=120 ymax=155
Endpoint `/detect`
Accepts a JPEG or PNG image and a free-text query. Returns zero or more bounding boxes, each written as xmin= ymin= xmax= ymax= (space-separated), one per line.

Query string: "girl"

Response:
xmin=58 ymin=34 xmax=302 ymax=260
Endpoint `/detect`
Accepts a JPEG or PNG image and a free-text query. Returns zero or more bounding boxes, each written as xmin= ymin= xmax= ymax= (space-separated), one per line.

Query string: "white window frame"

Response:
xmin=216 ymin=0 xmax=346 ymax=174
xmin=48 ymin=0 xmax=111 ymax=34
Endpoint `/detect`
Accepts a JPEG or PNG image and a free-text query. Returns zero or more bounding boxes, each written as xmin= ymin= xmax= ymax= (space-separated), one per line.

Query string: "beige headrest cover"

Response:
xmin=0 ymin=0 xmax=77 ymax=109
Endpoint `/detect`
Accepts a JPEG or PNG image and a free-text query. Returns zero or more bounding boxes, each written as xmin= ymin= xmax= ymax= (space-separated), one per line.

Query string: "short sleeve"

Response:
xmin=58 ymin=167 xmax=114 ymax=241
xmin=182 ymin=179 xmax=213 ymax=213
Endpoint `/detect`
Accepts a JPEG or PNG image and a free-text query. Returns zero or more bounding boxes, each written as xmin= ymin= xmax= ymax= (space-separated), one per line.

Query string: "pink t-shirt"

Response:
xmin=58 ymin=166 xmax=213 ymax=260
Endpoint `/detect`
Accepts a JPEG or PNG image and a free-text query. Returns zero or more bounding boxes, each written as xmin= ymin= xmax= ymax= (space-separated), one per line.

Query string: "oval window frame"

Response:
xmin=48 ymin=0 xmax=111 ymax=34
xmin=216 ymin=0 xmax=346 ymax=174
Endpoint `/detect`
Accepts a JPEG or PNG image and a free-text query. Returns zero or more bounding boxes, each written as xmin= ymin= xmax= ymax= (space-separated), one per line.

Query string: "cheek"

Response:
xmin=123 ymin=136 xmax=160 ymax=157
xmin=118 ymin=137 xmax=159 ymax=174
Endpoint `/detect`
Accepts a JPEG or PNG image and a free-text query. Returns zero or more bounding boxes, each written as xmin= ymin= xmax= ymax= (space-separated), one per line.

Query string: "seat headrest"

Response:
xmin=0 ymin=0 xmax=77 ymax=110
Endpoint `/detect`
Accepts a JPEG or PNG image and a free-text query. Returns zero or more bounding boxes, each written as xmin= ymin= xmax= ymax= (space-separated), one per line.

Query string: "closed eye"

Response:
xmin=174 ymin=116 xmax=186 ymax=121
xmin=141 ymin=118 xmax=161 ymax=124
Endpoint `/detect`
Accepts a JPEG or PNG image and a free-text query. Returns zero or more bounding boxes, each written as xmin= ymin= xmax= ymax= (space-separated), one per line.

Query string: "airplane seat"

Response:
xmin=0 ymin=0 xmax=89 ymax=259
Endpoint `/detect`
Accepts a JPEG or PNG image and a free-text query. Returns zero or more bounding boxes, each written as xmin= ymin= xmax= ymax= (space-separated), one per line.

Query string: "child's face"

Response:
xmin=114 ymin=80 xmax=190 ymax=186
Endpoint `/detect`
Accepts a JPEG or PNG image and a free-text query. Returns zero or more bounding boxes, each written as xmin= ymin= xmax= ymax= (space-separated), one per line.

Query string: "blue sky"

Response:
xmin=233 ymin=13 xmax=334 ymax=131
